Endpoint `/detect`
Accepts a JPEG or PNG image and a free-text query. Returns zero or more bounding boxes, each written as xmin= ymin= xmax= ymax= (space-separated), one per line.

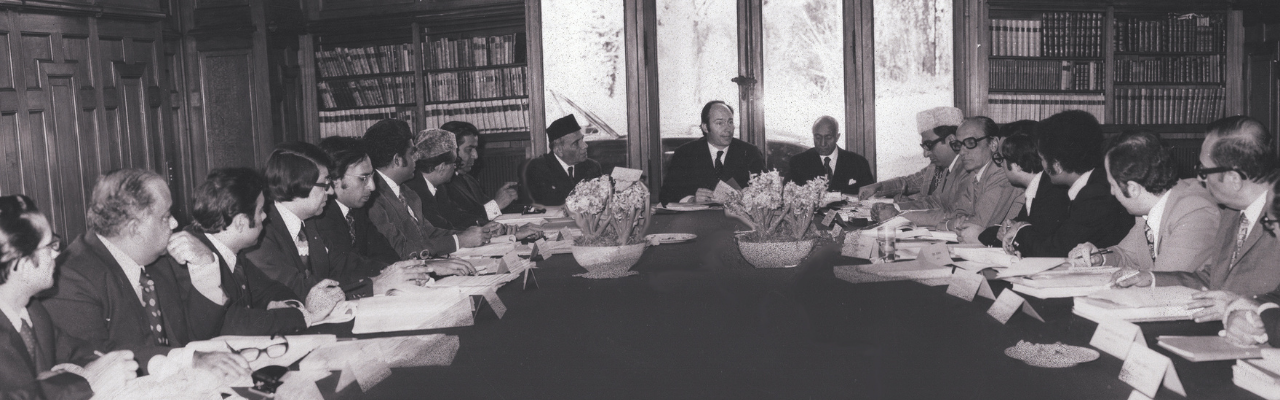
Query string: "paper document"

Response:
xmin=352 ymin=290 xmax=473 ymax=334
xmin=952 ymin=247 xmax=1020 ymax=267
xmin=427 ymin=272 xmax=521 ymax=288
xmin=1089 ymin=286 xmax=1200 ymax=308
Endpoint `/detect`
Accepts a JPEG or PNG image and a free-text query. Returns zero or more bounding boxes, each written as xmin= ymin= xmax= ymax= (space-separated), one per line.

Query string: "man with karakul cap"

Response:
xmin=859 ymin=106 xmax=972 ymax=212
xmin=526 ymin=115 xmax=603 ymax=206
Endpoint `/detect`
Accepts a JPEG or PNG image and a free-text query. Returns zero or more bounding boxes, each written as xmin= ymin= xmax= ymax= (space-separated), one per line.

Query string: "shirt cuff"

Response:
xmin=484 ymin=201 xmax=503 ymax=220
xmin=148 ymin=347 xmax=195 ymax=377
xmin=679 ymin=195 xmax=695 ymax=203
xmin=1259 ymin=303 xmax=1280 ymax=313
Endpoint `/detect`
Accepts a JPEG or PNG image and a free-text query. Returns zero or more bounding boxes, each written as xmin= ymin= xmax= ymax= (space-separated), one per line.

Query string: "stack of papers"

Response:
xmin=1236 ymin=349 xmax=1280 ymax=399
xmin=451 ymin=242 xmax=532 ymax=258
xmin=1072 ymin=286 xmax=1200 ymax=323
xmin=427 ymin=272 xmax=522 ymax=288
xmin=351 ymin=290 xmax=473 ymax=334
xmin=299 ymin=334 xmax=460 ymax=392
xmin=1157 ymin=335 xmax=1265 ymax=362
xmin=1006 ymin=268 xmax=1116 ymax=299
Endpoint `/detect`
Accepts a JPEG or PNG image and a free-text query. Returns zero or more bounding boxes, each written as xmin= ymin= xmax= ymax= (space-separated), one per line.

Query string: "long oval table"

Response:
xmin=320 ymin=209 xmax=1264 ymax=399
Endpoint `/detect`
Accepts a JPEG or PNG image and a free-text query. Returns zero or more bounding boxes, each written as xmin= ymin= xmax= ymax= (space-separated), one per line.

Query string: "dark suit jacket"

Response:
xmin=1011 ymin=169 xmax=1134 ymax=257
xmin=526 ymin=153 xmax=603 ymax=206
xmin=0 ymin=301 xmax=95 ymax=400
xmin=786 ymin=148 xmax=875 ymax=194
xmin=979 ymin=172 xmax=1071 ymax=246
xmin=660 ymin=138 xmax=765 ymax=204
xmin=446 ymin=172 xmax=509 ymax=226
xmin=161 ymin=228 xmax=305 ymax=340
xmin=44 ymin=234 xmax=212 ymax=371
xmin=315 ymin=198 xmax=399 ymax=264
xmin=405 ymin=174 xmax=485 ymax=230
xmin=367 ymin=174 xmax=460 ymax=258
xmin=242 ymin=203 xmax=384 ymax=300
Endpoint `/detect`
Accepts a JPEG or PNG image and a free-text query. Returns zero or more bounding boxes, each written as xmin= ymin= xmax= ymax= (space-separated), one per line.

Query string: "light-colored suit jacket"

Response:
xmin=1156 ymin=192 xmax=1280 ymax=296
xmin=905 ymin=162 xmax=1023 ymax=229
xmin=368 ymin=173 xmax=459 ymax=258
xmin=875 ymin=162 xmax=974 ymax=213
xmin=1107 ymin=179 xmax=1220 ymax=273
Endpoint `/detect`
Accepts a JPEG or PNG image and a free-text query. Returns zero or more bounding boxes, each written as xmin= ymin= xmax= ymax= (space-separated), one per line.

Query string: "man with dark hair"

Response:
xmin=440 ymin=121 xmax=519 ymax=226
xmin=1113 ymin=116 xmax=1280 ymax=322
xmin=405 ymin=129 xmax=473 ymax=230
xmin=363 ymin=119 xmax=485 ymax=258
xmin=527 ymin=114 xmax=604 ymax=206
xmin=161 ymin=168 xmax=345 ymax=339
xmin=316 ymin=137 xmax=399 ymax=264
xmin=787 ymin=116 xmax=875 ymax=194
xmin=859 ymin=107 xmax=969 ymax=211
xmin=971 ymin=131 xmax=1070 ymax=247
xmin=660 ymin=101 xmax=765 ymax=204
xmin=1002 ymin=110 xmax=1134 ymax=257
xmin=45 ymin=168 xmax=250 ymax=378
xmin=1065 ymin=132 xmax=1219 ymax=274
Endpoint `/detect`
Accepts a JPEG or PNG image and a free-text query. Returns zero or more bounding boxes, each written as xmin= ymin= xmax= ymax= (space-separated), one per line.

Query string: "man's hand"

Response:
xmin=1189 ymin=290 xmax=1246 ymax=323
xmin=857 ymin=184 xmax=879 ymax=200
xmin=694 ymin=188 xmax=716 ymax=203
xmin=192 ymin=351 xmax=250 ymax=382
xmin=304 ymin=279 xmax=343 ymax=317
xmin=482 ymin=221 xmax=507 ymax=236
xmin=513 ymin=225 xmax=540 ymax=241
xmin=870 ymin=203 xmax=899 ymax=223
xmin=167 ymin=231 xmax=215 ymax=265
xmin=82 ymin=350 xmax=138 ymax=394
xmin=1108 ymin=267 xmax=1152 ymax=288
xmin=425 ymin=259 xmax=476 ymax=276
xmin=494 ymin=182 xmax=519 ymax=209
xmin=1067 ymin=242 xmax=1102 ymax=268
xmin=1000 ymin=221 xmax=1030 ymax=255
xmin=457 ymin=226 xmax=486 ymax=248
xmin=955 ymin=223 xmax=984 ymax=244
xmin=371 ymin=260 xmax=432 ymax=295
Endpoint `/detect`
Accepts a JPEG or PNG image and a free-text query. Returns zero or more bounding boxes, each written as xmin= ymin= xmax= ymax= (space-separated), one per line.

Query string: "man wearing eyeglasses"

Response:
xmin=1063 ymin=132 xmax=1220 ymax=276
xmin=1219 ymin=179 xmax=1280 ymax=347
xmin=1112 ymin=116 xmax=1280 ymax=323
xmin=970 ymin=129 xmax=1072 ymax=247
xmin=315 ymin=137 xmax=400 ymax=264
xmin=859 ymin=107 xmax=971 ymax=216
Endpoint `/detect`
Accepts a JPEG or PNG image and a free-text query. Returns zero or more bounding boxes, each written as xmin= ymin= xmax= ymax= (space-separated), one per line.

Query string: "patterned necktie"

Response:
xmin=927 ymin=166 xmax=946 ymax=195
xmin=1144 ymin=222 xmax=1157 ymax=260
xmin=714 ymin=151 xmax=725 ymax=173
xmin=138 ymin=269 xmax=168 ymax=346
xmin=823 ymin=157 xmax=833 ymax=178
xmin=397 ymin=191 xmax=417 ymax=221
xmin=346 ymin=213 xmax=357 ymax=245
xmin=1230 ymin=213 xmax=1250 ymax=267
xmin=295 ymin=224 xmax=310 ymax=268
xmin=18 ymin=319 xmax=36 ymax=359
xmin=568 ymin=166 xmax=575 ymax=180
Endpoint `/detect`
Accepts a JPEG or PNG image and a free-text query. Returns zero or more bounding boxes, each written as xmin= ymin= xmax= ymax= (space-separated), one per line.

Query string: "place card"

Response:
xmin=918 ymin=243 xmax=951 ymax=267
xmin=987 ymin=290 xmax=1043 ymax=324
xmin=831 ymin=225 xmax=843 ymax=238
xmin=821 ymin=211 xmax=837 ymax=227
xmin=611 ymin=167 xmax=642 ymax=182
xmin=841 ymin=230 xmax=877 ymax=260
xmin=481 ymin=289 xmax=507 ymax=319
xmin=946 ymin=271 xmax=994 ymax=302
xmin=713 ymin=180 xmax=741 ymax=202
xmin=498 ymin=251 xmax=520 ymax=274
xmin=558 ymin=227 xmax=575 ymax=241
xmin=522 ymin=265 xmax=539 ymax=290
xmin=1119 ymin=345 xmax=1185 ymax=398
xmin=351 ymin=358 xmax=392 ymax=392
xmin=1090 ymin=319 xmax=1146 ymax=360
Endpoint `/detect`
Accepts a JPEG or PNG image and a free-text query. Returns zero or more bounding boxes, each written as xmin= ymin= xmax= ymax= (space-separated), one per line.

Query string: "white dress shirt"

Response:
xmin=1067 ymin=169 xmax=1094 ymax=201
xmin=1024 ymin=172 xmax=1043 ymax=216
xmin=1242 ymin=191 xmax=1269 ymax=238
xmin=97 ymin=234 xmax=147 ymax=304
xmin=0 ymin=302 xmax=30 ymax=333
xmin=819 ymin=148 xmax=840 ymax=173
xmin=973 ymin=162 xmax=991 ymax=184
xmin=708 ymin=142 xmax=729 ymax=166
xmin=1142 ymin=190 xmax=1172 ymax=254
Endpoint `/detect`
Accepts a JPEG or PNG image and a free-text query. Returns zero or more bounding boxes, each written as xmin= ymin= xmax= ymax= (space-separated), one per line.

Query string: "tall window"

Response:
xmin=763 ymin=0 xmax=847 ymax=171
xmin=543 ymin=0 xmax=628 ymax=171
xmin=656 ymin=0 xmax=740 ymax=166
xmin=873 ymin=0 xmax=953 ymax=179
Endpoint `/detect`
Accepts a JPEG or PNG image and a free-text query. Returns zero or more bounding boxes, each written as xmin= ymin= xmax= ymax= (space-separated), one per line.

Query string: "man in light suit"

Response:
xmin=1113 ymin=117 xmax=1280 ymax=322
xmin=527 ymin=114 xmax=604 ymax=206
xmin=1066 ymin=132 xmax=1220 ymax=273
xmin=787 ymin=116 xmax=874 ymax=194
xmin=659 ymin=101 xmax=765 ymax=204
xmin=859 ymin=107 xmax=969 ymax=212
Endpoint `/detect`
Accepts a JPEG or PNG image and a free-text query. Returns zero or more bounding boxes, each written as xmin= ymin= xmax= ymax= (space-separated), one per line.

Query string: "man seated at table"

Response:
xmin=1219 ymin=179 xmax=1280 ymax=347
xmin=0 ymin=194 xmax=138 ymax=398
xmin=786 ymin=116 xmax=874 ymax=194
xmin=440 ymin=121 xmax=520 ymax=226
xmin=407 ymin=129 xmax=538 ymax=240
xmin=659 ymin=100 xmax=765 ymax=204
xmin=167 ymin=168 xmax=345 ymax=339
xmin=878 ymin=116 xmax=1023 ymax=239
xmin=316 ymin=137 xmax=400 ymax=264
xmin=858 ymin=106 xmax=968 ymax=211
xmin=1111 ymin=116 xmax=1280 ymax=322
xmin=363 ymin=119 xmax=486 ymax=258
xmin=970 ymin=132 xmax=1071 ymax=247
xmin=44 ymin=168 xmax=250 ymax=379
xmin=999 ymin=110 xmax=1134 ymax=257
xmin=527 ymin=114 xmax=603 ymax=206
xmin=1064 ymin=132 xmax=1220 ymax=274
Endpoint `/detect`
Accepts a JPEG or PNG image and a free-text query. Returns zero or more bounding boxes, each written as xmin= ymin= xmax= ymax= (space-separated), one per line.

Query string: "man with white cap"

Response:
xmin=527 ymin=114 xmax=603 ymax=206
xmin=859 ymin=107 xmax=970 ymax=214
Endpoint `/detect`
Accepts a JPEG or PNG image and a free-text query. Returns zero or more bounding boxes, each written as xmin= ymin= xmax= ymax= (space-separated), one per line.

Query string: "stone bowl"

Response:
xmin=735 ymin=235 xmax=816 ymax=268
xmin=570 ymin=242 xmax=647 ymax=275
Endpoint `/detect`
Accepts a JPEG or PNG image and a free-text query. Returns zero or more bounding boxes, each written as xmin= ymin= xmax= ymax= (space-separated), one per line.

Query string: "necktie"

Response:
xmin=397 ymin=191 xmax=417 ymax=221
xmin=568 ymin=166 xmax=575 ymax=180
xmin=1144 ymin=222 xmax=1157 ymax=260
xmin=138 ymin=269 xmax=168 ymax=346
xmin=18 ymin=319 xmax=36 ymax=360
xmin=295 ymin=224 xmax=310 ymax=268
xmin=1230 ymin=213 xmax=1249 ymax=267
xmin=715 ymin=151 xmax=725 ymax=173
xmin=346 ymin=213 xmax=357 ymax=245
xmin=927 ymin=166 xmax=946 ymax=195
xmin=823 ymin=157 xmax=833 ymax=178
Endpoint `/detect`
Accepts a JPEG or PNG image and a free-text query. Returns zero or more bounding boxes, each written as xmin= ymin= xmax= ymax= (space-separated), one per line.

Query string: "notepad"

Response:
xmin=1088 ymin=286 xmax=1200 ymax=308
xmin=352 ymin=290 xmax=473 ymax=334
xmin=1157 ymin=335 xmax=1265 ymax=362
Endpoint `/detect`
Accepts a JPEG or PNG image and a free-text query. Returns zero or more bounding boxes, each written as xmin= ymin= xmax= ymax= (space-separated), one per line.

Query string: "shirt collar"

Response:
xmin=1025 ymin=172 xmax=1043 ymax=199
xmin=973 ymin=162 xmax=991 ymax=184
xmin=274 ymin=202 xmax=305 ymax=240
xmin=553 ymin=154 xmax=574 ymax=176
xmin=422 ymin=174 xmax=438 ymax=196
xmin=0 ymin=301 xmax=30 ymax=333
xmin=1144 ymin=190 xmax=1172 ymax=237
xmin=377 ymin=170 xmax=401 ymax=197
xmin=203 ymin=233 xmax=237 ymax=273
xmin=336 ymin=201 xmax=351 ymax=218
xmin=946 ymin=156 xmax=960 ymax=173
xmin=708 ymin=141 xmax=729 ymax=164
xmin=1242 ymin=191 xmax=1269 ymax=236
xmin=97 ymin=234 xmax=144 ymax=273
xmin=819 ymin=148 xmax=840 ymax=165
xmin=1067 ymin=169 xmax=1094 ymax=201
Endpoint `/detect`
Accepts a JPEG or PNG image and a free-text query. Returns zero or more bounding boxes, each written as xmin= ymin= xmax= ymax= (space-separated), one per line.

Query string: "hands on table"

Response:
xmin=1222 ymin=297 xmax=1269 ymax=347
xmin=1066 ymin=242 xmax=1106 ymax=268
xmin=870 ymin=203 xmax=899 ymax=223
xmin=998 ymin=220 xmax=1028 ymax=256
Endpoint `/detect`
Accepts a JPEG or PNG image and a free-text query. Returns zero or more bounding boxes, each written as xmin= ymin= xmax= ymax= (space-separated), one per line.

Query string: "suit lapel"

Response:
xmin=0 ymin=311 xmax=35 ymax=372
xmin=266 ymin=204 xmax=307 ymax=274
xmin=303 ymin=221 xmax=331 ymax=284
xmin=84 ymin=234 xmax=152 ymax=339
xmin=1235 ymin=217 xmax=1268 ymax=268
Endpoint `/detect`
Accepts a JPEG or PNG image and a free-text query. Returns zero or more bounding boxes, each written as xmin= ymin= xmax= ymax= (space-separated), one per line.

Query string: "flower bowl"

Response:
xmin=735 ymin=235 xmax=816 ymax=268
xmin=571 ymin=242 xmax=647 ymax=277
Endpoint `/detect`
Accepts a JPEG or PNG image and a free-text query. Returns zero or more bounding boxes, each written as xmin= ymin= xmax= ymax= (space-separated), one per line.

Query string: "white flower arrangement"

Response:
xmin=725 ymin=171 xmax=828 ymax=242
xmin=565 ymin=176 xmax=653 ymax=246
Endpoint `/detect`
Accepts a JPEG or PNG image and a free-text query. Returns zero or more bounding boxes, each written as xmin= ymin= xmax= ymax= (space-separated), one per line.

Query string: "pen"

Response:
xmin=1090 ymin=249 xmax=1114 ymax=256
xmin=1110 ymin=270 xmax=1141 ymax=288
xmin=94 ymin=350 xmax=104 ymax=357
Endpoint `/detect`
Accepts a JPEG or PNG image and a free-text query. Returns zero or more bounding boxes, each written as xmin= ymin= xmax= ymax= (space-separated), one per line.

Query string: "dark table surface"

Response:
xmin=322 ymin=210 xmax=1265 ymax=400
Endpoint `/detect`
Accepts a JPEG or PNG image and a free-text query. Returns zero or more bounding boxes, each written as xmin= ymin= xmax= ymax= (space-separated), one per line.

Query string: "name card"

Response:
xmin=946 ymin=271 xmax=995 ymax=301
xmin=481 ymin=289 xmax=507 ymax=318
xmin=558 ymin=228 xmax=575 ymax=241
xmin=713 ymin=180 xmax=741 ymax=202
xmin=499 ymin=251 xmax=520 ymax=274
xmin=821 ymin=211 xmax=837 ymax=227
xmin=1090 ymin=319 xmax=1146 ymax=360
xmin=987 ymin=290 xmax=1043 ymax=324
xmin=611 ymin=167 xmax=643 ymax=182
xmin=831 ymin=225 xmax=844 ymax=239
xmin=1119 ymin=345 xmax=1185 ymax=398
xmin=842 ymin=230 xmax=878 ymax=260
xmin=522 ymin=266 xmax=539 ymax=290
xmin=918 ymin=243 xmax=951 ymax=267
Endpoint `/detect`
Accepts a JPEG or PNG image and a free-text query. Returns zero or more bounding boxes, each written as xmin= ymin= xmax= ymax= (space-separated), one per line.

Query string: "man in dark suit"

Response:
xmin=787 ymin=116 xmax=874 ymax=194
xmin=405 ymin=128 xmax=473 ymax=230
xmin=660 ymin=101 xmax=766 ymax=204
xmin=44 ymin=169 xmax=249 ymax=378
xmin=317 ymin=137 xmax=400 ymax=264
xmin=1002 ymin=110 xmax=1134 ymax=257
xmin=440 ymin=121 xmax=520 ymax=226
xmin=973 ymin=132 xmax=1070 ymax=247
xmin=526 ymin=114 xmax=603 ymax=206
xmin=0 ymin=194 xmax=136 ymax=399
xmin=162 ymin=168 xmax=344 ymax=340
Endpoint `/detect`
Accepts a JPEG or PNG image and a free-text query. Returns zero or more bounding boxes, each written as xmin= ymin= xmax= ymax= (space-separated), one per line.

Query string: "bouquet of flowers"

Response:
xmin=565 ymin=176 xmax=653 ymax=246
xmin=724 ymin=170 xmax=828 ymax=242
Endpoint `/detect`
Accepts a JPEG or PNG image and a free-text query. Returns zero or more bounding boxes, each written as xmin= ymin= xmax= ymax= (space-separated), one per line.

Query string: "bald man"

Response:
xmin=787 ymin=116 xmax=875 ymax=194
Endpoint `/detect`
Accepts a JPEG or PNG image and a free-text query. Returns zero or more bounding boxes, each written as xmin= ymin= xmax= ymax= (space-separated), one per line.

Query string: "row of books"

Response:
xmin=1115 ymin=14 xmax=1225 ymax=53
xmin=318 ymin=107 xmax=415 ymax=138
xmin=317 ymin=76 xmax=415 ymax=109
xmin=424 ymin=66 xmax=527 ymax=103
xmin=1114 ymin=55 xmax=1223 ymax=84
xmin=989 ymin=60 xmax=1104 ymax=91
xmin=316 ymin=44 xmax=414 ymax=79
xmin=1113 ymin=87 xmax=1223 ymax=125
xmin=421 ymin=98 xmax=530 ymax=135
xmin=423 ymin=34 xmax=522 ymax=70
xmin=985 ymin=93 xmax=1105 ymax=124
xmin=989 ymin=12 xmax=1103 ymax=58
